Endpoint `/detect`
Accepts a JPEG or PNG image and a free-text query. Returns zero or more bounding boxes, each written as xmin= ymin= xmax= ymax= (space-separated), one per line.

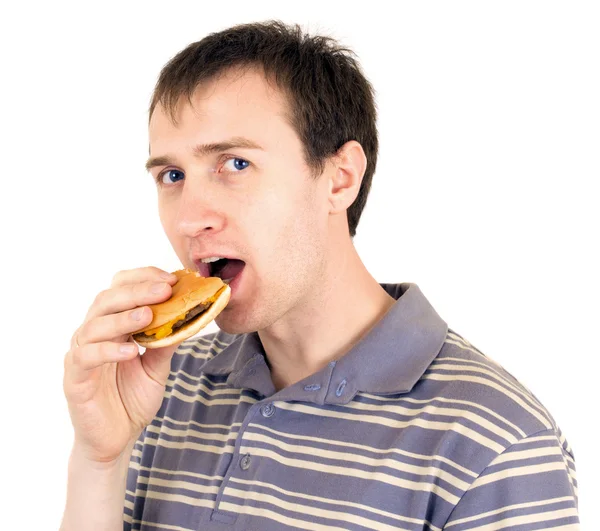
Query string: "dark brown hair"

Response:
xmin=149 ymin=20 xmax=379 ymax=238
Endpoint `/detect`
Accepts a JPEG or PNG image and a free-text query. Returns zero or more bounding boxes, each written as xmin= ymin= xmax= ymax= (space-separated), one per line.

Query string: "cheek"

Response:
xmin=158 ymin=201 xmax=176 ymax=236
xmin=273 ymin=184 xmax=326 ymax=255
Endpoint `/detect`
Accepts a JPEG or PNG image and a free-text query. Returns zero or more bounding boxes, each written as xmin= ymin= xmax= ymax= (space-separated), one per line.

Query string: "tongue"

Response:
xmin=216 ymin=259 xmax=245 ymax=282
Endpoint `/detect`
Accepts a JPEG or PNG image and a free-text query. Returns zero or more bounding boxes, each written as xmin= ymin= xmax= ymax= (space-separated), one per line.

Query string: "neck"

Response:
xmin=257 ymin=237 xmax=396 ymax=392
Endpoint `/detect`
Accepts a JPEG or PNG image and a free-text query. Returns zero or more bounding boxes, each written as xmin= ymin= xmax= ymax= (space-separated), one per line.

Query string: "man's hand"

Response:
xmin=63 ymin=266 xmax=180 ymax=463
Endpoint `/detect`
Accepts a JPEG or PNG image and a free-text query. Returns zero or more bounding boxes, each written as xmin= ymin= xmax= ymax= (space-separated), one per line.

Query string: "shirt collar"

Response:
xmin=200 ymin=283 xmax=448 ymax=403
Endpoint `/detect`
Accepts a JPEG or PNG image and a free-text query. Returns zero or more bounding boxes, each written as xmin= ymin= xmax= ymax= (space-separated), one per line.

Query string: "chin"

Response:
xmin=214 ymin=311 xmax=259 ymax=335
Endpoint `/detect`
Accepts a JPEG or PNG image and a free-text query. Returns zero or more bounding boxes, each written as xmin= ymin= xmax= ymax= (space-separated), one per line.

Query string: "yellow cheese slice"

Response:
xmin=140 ymin=288 xmax=225 ymax=339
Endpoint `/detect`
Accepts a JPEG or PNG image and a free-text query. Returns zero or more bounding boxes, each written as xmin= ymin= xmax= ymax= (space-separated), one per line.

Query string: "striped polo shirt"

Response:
xmin=124 ymin=282 xmax=580 ymax=530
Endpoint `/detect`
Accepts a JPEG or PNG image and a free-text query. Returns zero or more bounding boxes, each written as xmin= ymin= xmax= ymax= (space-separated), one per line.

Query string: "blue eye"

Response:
xmin=155 ymin=156 xmax=250 ymax=187
xmin=223 ymin=157 xmax=250 ymax=172
xmin=160 ymin=169 xmax=184 ymax=185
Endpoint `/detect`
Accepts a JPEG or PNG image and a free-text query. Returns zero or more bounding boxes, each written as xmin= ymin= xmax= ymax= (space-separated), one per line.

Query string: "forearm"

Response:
xmin=60 ymin=439 xmax=136 ymax=531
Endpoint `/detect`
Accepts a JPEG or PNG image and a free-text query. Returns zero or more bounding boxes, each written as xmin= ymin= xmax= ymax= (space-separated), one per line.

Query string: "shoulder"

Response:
xmin=420 ymin=327 xmax=560 ymax=438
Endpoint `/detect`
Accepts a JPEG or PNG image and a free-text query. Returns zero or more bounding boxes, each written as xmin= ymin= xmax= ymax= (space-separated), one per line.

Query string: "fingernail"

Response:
xmin=131 ymin=308 xmax=145 ymax=320
xmin=151 ymin=282 xmax=168 ymax=293
xmin=160 ymin=272 xmax=177 ymax=281
xmin=119 ymin=344 xmax=136 ymax=355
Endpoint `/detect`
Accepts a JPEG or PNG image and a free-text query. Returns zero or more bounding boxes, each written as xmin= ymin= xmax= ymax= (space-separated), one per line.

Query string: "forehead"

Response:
xmin=148 ymin=69 xmax=291 ymax=150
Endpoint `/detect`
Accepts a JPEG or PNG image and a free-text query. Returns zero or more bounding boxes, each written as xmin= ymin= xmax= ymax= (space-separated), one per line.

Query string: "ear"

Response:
xmin=328 ymin=140 xmax=367 ymax=214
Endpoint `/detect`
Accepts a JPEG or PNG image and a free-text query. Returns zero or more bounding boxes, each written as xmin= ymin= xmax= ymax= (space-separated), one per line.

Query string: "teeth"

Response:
xmin=200 ymin=257 xmax=224 ymax=263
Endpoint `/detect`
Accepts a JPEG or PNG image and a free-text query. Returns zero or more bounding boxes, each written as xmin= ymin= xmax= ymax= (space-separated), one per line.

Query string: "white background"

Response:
xmin=1 ymin=1 xmax=598 ymax=528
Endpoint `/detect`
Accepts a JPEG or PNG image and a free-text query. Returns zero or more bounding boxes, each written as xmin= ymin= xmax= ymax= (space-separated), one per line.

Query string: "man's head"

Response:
xmin=146 ymin=20 xmax=379 ymax=333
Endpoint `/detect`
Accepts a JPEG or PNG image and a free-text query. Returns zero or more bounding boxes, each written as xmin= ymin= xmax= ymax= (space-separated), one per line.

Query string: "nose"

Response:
xmin=173 ymin=182 xmax=226 ymax=238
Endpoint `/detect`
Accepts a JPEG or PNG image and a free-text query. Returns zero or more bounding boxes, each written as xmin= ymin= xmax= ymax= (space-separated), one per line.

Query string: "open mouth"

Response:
xmin=198 ymin=258 xmax=245 ymax=284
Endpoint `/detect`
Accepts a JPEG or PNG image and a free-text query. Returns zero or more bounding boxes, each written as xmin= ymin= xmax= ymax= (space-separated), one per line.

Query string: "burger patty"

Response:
xmin=171 ymin=302 xmax=211 ymax=332
xmin=134 ymin=301 xmax=211 ymax=341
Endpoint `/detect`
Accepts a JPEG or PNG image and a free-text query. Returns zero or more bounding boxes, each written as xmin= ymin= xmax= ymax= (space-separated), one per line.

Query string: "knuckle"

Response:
xmin=71 ymin=345 xmax=84 ymax=367
xmin=110 ymin=269 xmax=126 ymax=287
xmin=135 ymin=280 xmax=153 ymax=299
xmin=101 ymin=341 xmax=115 ymax=359
xmin=94 ymin=289 xmax=109 ymax=306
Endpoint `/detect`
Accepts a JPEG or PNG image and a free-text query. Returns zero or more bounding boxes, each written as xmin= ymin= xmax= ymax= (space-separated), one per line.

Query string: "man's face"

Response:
xmin=148 ymin=68 xmax=332 ymax=334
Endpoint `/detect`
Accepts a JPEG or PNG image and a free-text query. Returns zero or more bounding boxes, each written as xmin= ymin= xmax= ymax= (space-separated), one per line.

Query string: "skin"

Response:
xmin=149 ymin=67 xmax=395 ymax=390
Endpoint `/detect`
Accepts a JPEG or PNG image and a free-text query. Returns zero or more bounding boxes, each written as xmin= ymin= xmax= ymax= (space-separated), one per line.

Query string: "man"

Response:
xmin=61 ymin=20 xmax=579 ymax=530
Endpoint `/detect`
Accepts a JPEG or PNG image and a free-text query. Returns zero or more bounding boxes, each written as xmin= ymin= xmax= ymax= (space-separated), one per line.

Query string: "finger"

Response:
xmin=110 ymin=266 xmax=178 ymax=289
xmin=141 ymin=343 xmax=181 ymax=387
xmin=65 ymin=341 xmax=140 ymax=384
xmin=84 ymin=279 xmax=174 ymax=324
xmin=79 ymin=306 xmax=154 ymax=346
xmin=71 ymin=324 xmax=83 ymax=351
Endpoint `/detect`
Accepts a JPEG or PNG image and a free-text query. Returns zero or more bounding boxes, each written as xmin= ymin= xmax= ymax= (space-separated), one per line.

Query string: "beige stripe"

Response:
xmin=168 ymin=369 xmax=230 ymax=385
xmin=442 ymin=341 xmax=546 ymax=412
xmin=239 ymin=444 xmax=460 ymax=505
xmin=224 ymin=487 xmax=412 ymax=531
xmin=128 ymin=517 xmax=197 ymax=531
xmin=422 ymin=373 xmax=551 ymax=428
xmin=146 ymin=422 xmax=232 ymax=443
xmin=463 ymin=507 xmax=579 ymax=530
xmin=140 ymin=419 xmax=474 ymax=487
xmin=444 ymin=336 xmax=503 ymax=370
xmin=166 ymin=374 xmax=240 ymax=395
xmin=155 ymin=414 xmax=242 ymax=432
xmin=444 ymin=495 xmax=575 ymax=527
xmin=243 ymin=431 xmax=470 ymax=490
xmin=430 ymin=359 xmax=548 ymax=418
xmin=347 ymin=398 xmax=518 ymax=445
xmin=143 ymin=488 xmax=215 ymax=510
xmin=514 ymin=434 xmax=554 ymax=444
xmin=276 ymin=401 xmax=505 ymax=453
xmin=472 ymin=462 xmax=567 ymax=489
xmin=176 ymin=337 xmax=233 ymax=355
xmin=229 ymin=477 xmax=442 ymax=531
xmin=137 ymin=474 xmax=219 ymax=495
xmin=249 ymin=422 xmax=478 ymax=478
xmin=123 ymin=513 xmax=132 ymax=524
xmin=493 ymin=445 xmax=562 ymax=465
xmin=123 ymin=498 xmax=134 ymax=510
xmin=363 ymin=393 xmax=527 ymax=438
xmin=128 ymin=461 xmax=223 ymax=482
xmin=164 ymin=386 xmax=257 ymax=407
xmin=219 ymin=501 xmax=368 ymax=531
xmin=559 ymin=449 xmax=578 ymax=492
xmin=178 ymin=336 xmax=225 ymax=349
xmin=176 ymin=344 xmax=226 ymax=359
xmin=558 ymin=432 xmax=575 ymax=457
xmin=143 ymin=434 xmax=236 ymax=455
xmin=435 ymin=354 xmax=543 ymax=406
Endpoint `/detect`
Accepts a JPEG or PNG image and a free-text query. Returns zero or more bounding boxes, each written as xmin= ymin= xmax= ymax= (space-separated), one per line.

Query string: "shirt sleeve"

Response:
xmin=123 ymin=428 xmax=147 ymax=531
xmin=443 ymin=428 xmax=580 ymax=530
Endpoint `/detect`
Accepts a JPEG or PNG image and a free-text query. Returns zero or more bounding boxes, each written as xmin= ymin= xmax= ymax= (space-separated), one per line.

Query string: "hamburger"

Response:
xmin=132 ymin=268 xmax=231 ymax=348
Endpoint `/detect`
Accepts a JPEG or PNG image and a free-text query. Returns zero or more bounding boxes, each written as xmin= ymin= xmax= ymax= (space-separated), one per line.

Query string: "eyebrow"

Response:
xmin=144 ymin=137 xmax=265 ymax=172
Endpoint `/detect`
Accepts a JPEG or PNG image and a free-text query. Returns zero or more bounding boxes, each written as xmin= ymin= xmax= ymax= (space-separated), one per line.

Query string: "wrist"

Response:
xmin=70 ymin=436 xmax=139 ymax=472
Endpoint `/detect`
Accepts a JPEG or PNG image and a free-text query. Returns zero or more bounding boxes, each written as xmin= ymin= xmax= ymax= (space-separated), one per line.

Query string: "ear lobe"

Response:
xmin=328 ymin=141 xmax=367 ymax=214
